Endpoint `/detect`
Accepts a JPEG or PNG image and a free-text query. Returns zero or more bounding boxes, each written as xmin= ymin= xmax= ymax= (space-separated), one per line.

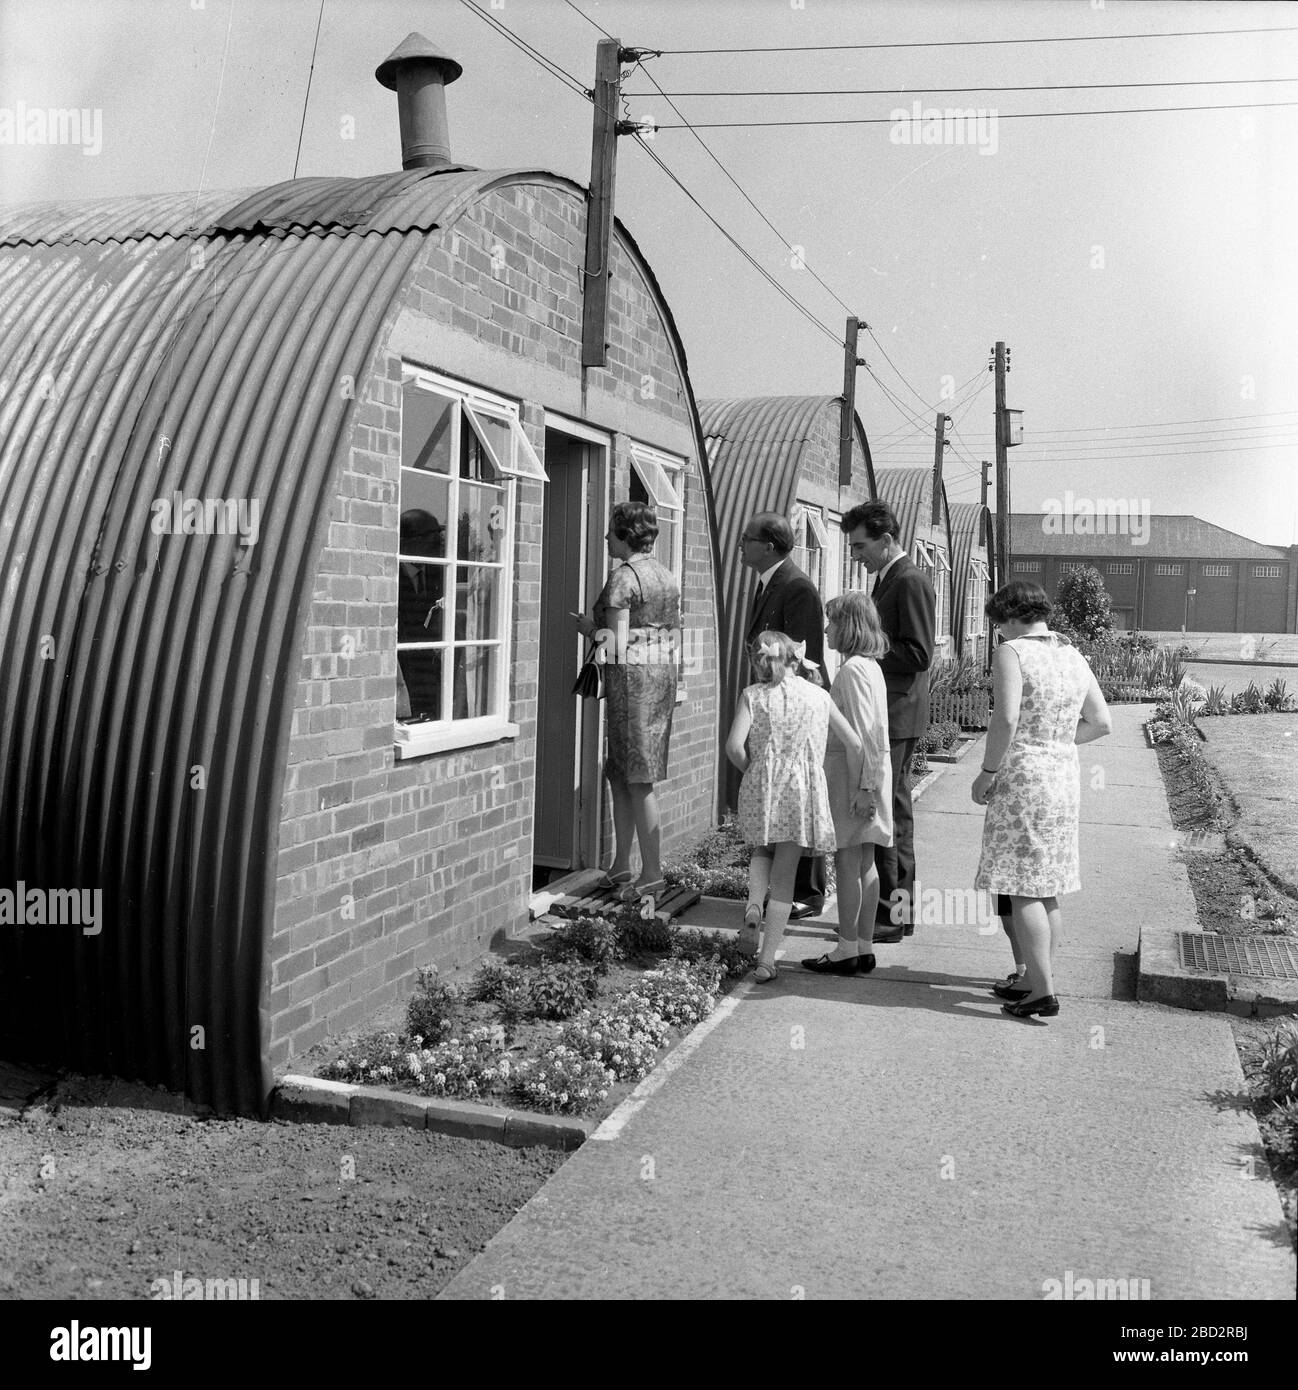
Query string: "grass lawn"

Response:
xmin=1197 ymin=714 xmax=1298 ymax=897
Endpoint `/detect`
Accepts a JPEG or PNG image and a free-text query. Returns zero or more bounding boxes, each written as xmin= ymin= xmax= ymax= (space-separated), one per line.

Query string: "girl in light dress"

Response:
xmin=726 ymin=631 xmax=864 ymax=983
xmin=801 ymin=590 xmax=894 ymax=978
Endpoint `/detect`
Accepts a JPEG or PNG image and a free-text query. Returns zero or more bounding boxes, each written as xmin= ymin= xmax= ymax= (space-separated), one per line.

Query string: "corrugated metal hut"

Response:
xmin=697 ymin=394 xmax=876 ymax=810
xmin=0 ymin=35 xmax=722 ymax=1114
xmin=948 ymin=501 xmax=995 ymax=666
xmin=873 ymin=465 xmax=955 ymax=660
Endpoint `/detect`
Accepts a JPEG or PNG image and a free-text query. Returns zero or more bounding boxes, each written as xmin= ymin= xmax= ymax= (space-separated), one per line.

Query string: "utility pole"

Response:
xmin=993 ymin=342 xmax=1011 ymax=585
xmin=839 ymin=316 xmax=865 ymax=490
xmin=980 ymin=459 xmax=990 ymax=511
xmin=582 ymin=41 xmax=661 ymax=368
xmin=931 ymin=412 xmax=948 ymax=527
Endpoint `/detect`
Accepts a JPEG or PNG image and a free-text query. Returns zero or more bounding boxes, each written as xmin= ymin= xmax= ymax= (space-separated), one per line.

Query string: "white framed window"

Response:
xmin=1154 ymin=563 xmax=1183 ymax=576
xmin=791 ymin=503 xmax=828 ymax=593
xmin=913 ymin=539 xmax=934 ymax=574
xmin=1108 ymin=562 xmax=1134 ymax=575
xmin=933 ymin=547 xmax=951 ymax=641
xmin=1013 ymin=559 xmax=1041 ymax=573
xmin=1254 ymin=564 xmax=1282 ymax=578
xmin=1202 ymin=563 xmax=1232 ymax=578
xmin=1059 ymin=561 xmax=1088 ymax=573
xmin=967 ymin=557 xmax=989 ymax=638
xmin=628 ymin=441 xmax=685 ymax=581
xmin=824 ymin=510 xmax=844 ymax=603
xmin=395 ymin=367 xmax=539 ymax=757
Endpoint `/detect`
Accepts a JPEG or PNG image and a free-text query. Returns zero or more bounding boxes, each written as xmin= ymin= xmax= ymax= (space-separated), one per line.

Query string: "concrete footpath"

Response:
xmin=440 ymin=707 xmax=1296 ymax=1300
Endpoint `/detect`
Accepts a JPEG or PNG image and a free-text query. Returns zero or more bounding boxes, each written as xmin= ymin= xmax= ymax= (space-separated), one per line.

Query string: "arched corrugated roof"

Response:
xmin=874 ymin=466 xmax=955 ymax=636
xmin=0 ymin=165 xmax=719 ymax=1114
xmin=949 ymin=500 xmax=994 ymax=653
xmin=697 ymin=394 xmax=875 ymax=799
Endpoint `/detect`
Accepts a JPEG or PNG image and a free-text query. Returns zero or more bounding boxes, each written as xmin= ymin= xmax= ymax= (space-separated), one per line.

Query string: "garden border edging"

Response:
xmin=271 ymin=1074 xmax=593 ymax=1150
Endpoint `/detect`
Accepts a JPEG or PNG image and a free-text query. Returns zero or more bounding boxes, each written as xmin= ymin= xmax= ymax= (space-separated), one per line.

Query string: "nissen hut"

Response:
xmin=0 ymin=35 xmax=722 ymax=1114
xmin=698 ymin=395 xmax=876 ymax=808
xmin=948 ymin=500 xmax=995 ymax=667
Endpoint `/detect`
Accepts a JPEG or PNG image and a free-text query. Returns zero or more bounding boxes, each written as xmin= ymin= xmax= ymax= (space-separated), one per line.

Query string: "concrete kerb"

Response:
xmin=1138 ymin=927 xmax=1298 ymax=1019
xmin=270 ymin=1074 xmax=592 ymax=1150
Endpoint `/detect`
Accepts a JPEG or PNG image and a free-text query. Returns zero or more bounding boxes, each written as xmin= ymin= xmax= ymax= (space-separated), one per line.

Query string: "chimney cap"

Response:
xmin=376 ymin=33 xmax=463 ymax=90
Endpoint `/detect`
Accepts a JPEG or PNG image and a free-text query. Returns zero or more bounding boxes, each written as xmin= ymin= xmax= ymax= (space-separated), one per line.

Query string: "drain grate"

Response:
xmin=1177 ymin=932 xmax=1298 ymax=981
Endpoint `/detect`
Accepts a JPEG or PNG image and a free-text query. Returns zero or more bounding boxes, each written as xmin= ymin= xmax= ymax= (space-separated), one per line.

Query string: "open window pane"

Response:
xmin=402 ymin=385 xmax=455 ymax=474
xmin=628 ymin=445 xmax=683 ymax=514
xmin=461 ymin=404 xmax=508 ymax=481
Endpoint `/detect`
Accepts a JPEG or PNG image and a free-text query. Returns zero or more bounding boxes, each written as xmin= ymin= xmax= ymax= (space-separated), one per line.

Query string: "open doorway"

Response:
xmin=533 ymin=423 xmax=608 ymax=886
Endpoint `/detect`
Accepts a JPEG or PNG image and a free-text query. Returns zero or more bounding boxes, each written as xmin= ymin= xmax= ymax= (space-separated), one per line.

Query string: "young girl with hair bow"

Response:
xmin=726 ymin=631 xmax=864 ymax=982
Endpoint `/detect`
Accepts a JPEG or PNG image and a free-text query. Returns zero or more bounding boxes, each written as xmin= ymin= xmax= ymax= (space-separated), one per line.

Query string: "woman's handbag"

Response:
xmin=572 ymin=642 xmax=605 ymax=699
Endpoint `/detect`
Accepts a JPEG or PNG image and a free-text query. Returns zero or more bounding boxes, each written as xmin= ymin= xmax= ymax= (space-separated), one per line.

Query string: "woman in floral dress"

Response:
xmin=575 ymin=501 xmax=681 ymax=909
xmin=972 ymin=581 xmax=1112 ymax=1019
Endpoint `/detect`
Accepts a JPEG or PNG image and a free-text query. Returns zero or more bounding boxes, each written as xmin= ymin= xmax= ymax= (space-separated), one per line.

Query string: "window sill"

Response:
xmin=393 ymin=718 xmax=520 ymax=759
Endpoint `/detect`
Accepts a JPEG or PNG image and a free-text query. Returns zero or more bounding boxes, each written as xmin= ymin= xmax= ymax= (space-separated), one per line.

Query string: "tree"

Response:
xmin=1052 ymin=565 xmax=1113 ymax=642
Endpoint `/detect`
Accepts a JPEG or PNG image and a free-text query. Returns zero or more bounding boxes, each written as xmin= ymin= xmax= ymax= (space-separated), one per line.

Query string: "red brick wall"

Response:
xmin=266 ymin=179 xmax=719 ymax=1067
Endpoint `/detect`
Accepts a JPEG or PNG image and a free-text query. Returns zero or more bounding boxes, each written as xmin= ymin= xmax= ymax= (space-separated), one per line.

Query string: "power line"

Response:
xmin=650 ymin=100 xmax=1298 ymax=129
xmin=997 ymin=442 xmax=1298 ymax=461
xmin=455 ymin=0 xmax=589 ymax=99
xmin=658 ymin=27 xmax=1298 ymax=55
xmin=1027 ymin=409 xmax=1298 ymax=433
xmin=636 ymin=78 xmax=1298 ymax=97
xmin=292 ymin=0 xmax=327 ymax=180
xmin=630 ymin=136 xmax=842 ymax=348
xmin=562 ymin=0 xmax=615 ymax=42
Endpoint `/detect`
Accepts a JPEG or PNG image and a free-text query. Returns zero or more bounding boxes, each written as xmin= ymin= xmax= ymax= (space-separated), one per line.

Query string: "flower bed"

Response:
xmin=316 ymin=904 xmax=748 ymax=1118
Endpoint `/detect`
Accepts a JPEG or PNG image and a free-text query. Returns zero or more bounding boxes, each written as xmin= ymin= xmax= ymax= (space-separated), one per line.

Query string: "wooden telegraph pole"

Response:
xmin=993 ymin=342 xmax=1011 ymax=585
xmin=582 ymin=39 xmax=624 ymax=368
xmin=839 ymin=316 xmax=865 ymax=489
xmin=931 ymin=412 xmax=948 ymax=527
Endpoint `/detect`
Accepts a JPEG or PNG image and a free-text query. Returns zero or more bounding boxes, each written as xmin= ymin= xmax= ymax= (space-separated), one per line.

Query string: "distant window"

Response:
xmin=1013 ymin=560 xmax=1041 ymax=574
xmin=1059 ymin=561 xmax=1085 ymax=573
xmin=1202 ymin=563 xmax=1232 ymax=578
xmin=1108 ymin=562 xmax=1133 ymax=575
xmin=1154 ymin=563 xmax=1183 ymax=576
xmin=933 ymin=548 xmax=950 ymax=641
xmin=1253 ymin=564 xmax=1282 ymax=578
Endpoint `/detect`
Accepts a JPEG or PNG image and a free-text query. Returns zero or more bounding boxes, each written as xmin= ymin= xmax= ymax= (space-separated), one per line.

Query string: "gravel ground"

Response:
xmin=0 ymin=1072 xmax=566 ymax=1300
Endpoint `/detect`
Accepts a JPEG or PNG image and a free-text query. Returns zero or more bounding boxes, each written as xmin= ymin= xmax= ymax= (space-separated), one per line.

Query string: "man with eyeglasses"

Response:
xmin=841 ymin=500 xmax=935 ymax=942
xmin=738 ymin=511 xmax=827 ymax=918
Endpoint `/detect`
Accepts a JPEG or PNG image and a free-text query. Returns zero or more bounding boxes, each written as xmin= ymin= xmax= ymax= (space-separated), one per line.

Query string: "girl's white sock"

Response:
xmin=747 ymin=854 xmax=772 ymax=914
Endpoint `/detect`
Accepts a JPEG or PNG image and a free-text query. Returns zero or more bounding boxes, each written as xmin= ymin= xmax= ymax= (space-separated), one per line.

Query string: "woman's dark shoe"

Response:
xmin=992 ymin=981 xmax=1032 ymax=1001
xmin=1002 ymin=994 xmax=1060 ymax=1019
xmin=856 ymin=953 xmax=877 ymax=975
xmin=802 ymin=952 xmax=859 ymax=976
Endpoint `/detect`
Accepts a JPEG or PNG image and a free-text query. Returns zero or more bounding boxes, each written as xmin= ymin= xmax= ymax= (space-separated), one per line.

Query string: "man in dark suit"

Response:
xmin=841 ymin=501 xmax=935 ymax=941
xmin=739 ymin=511 xmax=826 ymax=917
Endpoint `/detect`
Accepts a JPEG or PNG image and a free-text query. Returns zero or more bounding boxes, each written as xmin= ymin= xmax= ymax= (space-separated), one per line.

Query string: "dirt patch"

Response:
xmin=1155 ymin=739 xmax=1297 ymax=938
xmin=0 ymin=1074 xmax=565 ymax=1300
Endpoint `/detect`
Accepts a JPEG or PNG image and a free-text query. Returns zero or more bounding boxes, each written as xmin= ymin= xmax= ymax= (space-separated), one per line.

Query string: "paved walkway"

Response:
xmin=441 ymin=708 xmax=1295 ymax=1300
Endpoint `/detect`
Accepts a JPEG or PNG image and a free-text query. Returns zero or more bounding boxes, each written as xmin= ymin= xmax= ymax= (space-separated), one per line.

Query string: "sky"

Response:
xmin=2 ymin=0 xmax=1295 ymax=545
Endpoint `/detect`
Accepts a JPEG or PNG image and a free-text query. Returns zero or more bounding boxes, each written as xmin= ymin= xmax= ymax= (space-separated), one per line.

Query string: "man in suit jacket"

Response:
xmin=842 ymin=501 xmax=935 ymax=940
xmin=739 ymin=511 xmax=826 ymax=916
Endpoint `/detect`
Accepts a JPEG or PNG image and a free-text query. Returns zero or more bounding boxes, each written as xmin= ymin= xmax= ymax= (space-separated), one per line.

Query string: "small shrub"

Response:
xmin=700 ymin=865 xmax=750 ymax=899
xmin=615 ymin=902 xmax=678 ymax=955
xmin=467 ymin=958 xmax=525 ymax=1003
xmin=663 ymin=861 xmax=709 ymax=895
xmin=557 ymin=1008 xmax=663 ymax=1082
xmin=405 ymin=965 xmax=462 ymax=1046
xmin=1265 ymin=677 xmax=1291 ymax=712
xmin=509 ymin=1047 xmax=614 ymax=1115
xmin=410 ymin=1025 xmax=509 ymax=1101
xmin=910 ymin=747 xmax=929 ymax=778
xmin=1231 ymin=682 xmax=1266 ymax=714
xmin=625 ymin=958 xmax=722 ymax=1029
xmin=541 ymin=914 xmax=622 ymax=974
xmin=493 ymin=979 xmax=533 ymax=1031
xmin=671 ymin=925 xmax=753 ymax=978
xmin=1249 ymin=1021 xmax=1298 ymax=1107
xmin=526 ymin=958 xmax=599 ymax=1020
xmin=1201 ymin=684 xmax=1229 ymax=716
xmin=1052 ymin=566 xmax=1114 ymax=643
xmin=318 ymin=1030 xmax=411 ymax=1086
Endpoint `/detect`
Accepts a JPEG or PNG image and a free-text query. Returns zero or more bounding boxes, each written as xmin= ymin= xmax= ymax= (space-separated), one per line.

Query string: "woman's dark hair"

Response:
xmin=985 ymin=580 xmax=1052 ymax=625
xmin=611 ymin=500 xmax=659 ymax=552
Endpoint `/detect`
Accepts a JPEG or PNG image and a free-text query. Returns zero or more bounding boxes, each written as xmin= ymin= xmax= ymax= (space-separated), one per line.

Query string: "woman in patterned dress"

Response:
xmin=972 ymin=581 xmax=1112 ymax=1019
xmin=575 ymin=501 xmax=681 ymax=909
xmin=727 ymin=630 xmax=864 ymax=982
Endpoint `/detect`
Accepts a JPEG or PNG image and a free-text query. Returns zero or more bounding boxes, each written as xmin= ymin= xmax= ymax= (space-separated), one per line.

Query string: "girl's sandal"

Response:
xmin=753 ymin=962 xmax=779 ymax=983
xmin=619 ymin=878 xmax=667 ymax=906
xmin=595 ymin=869 xmax=635 ymax=891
